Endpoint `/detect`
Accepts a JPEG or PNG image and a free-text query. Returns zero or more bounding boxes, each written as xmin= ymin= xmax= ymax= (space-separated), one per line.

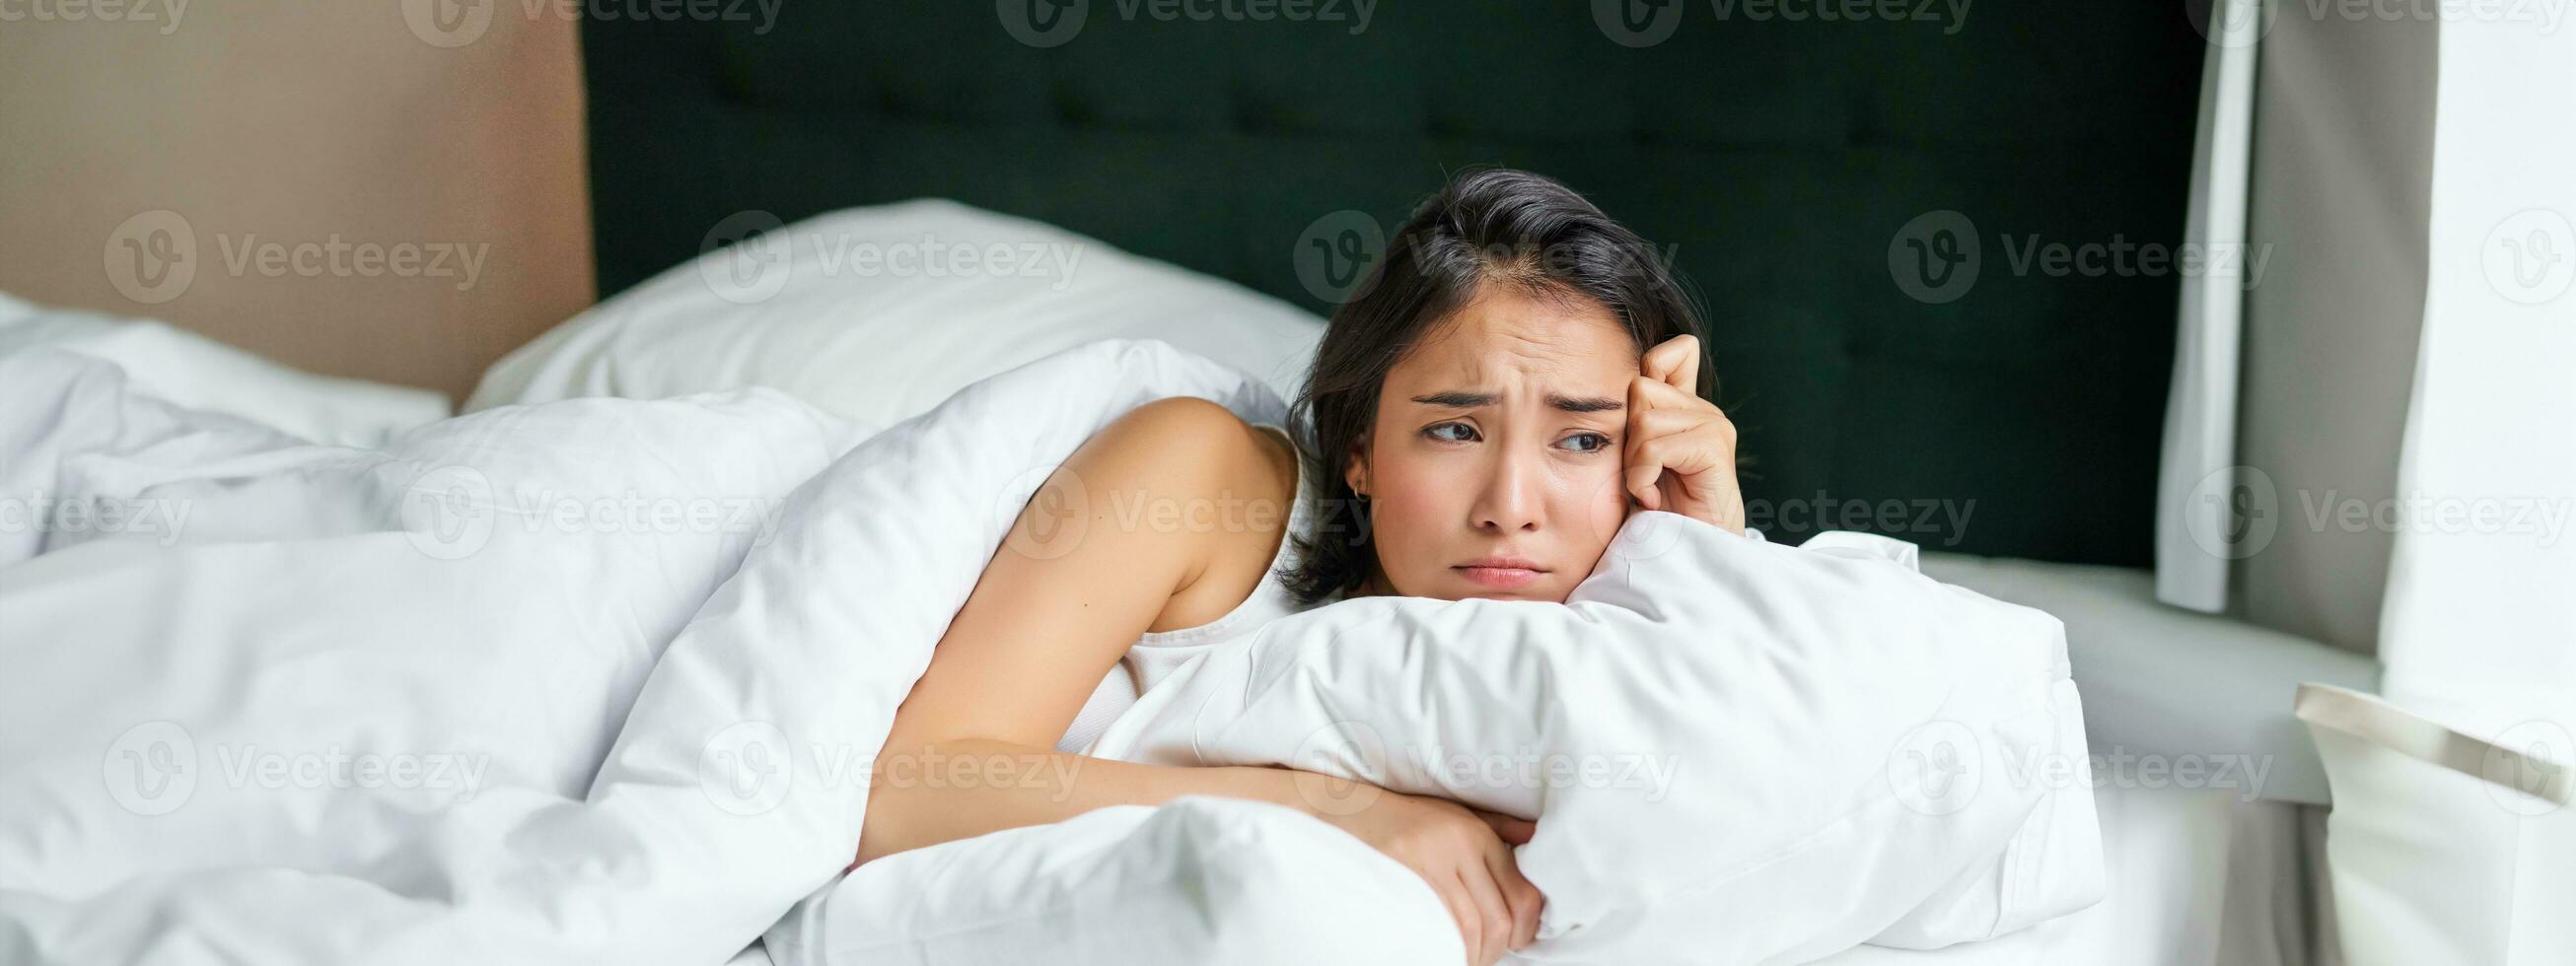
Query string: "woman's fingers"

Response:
xmin=1629 ymin=370 xmax=1721 ymax=415
xmin=1625 ymin=368 xmax=1739 ymax=514
xmin=1625 ymin=371 xmax=1723 ymax=451
xmin=1627 ymin=403 xmax=1726 ymax=444
xmin=1472 ymin=808 xmax=1536 ymax=845
xmin=1626 ymin=371 xmax=1664 ymax=419
xmin=1624 ymin=377 xmax=1667 ymax=510
xmin=1626 ymin=460 xmax=1664 ymax=511
xmin=1642 ymin=334 xmax=1701 ymax=397
xmin=1484 ymin=839 xmax=1546 ymax=951
xmin=1458 ymin=808 xmax=1544 ymax=957
xmin=1438 ymin=874 xmax=1482 ymax=966
xmin=1458 ymin=861 xmax=1513 ymax=965
xmin=1630 ymin=422 xmax=1731 ymax=478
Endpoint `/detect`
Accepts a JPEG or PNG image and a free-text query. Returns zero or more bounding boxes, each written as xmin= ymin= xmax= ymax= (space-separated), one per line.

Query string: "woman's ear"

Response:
xmin=1343 ymin=432 xmax=1371 ymax=495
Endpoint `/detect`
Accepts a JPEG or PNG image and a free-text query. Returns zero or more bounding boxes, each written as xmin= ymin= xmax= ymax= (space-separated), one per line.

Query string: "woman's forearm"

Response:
xmin=854 ymin=736 xmax=1343 ymax=865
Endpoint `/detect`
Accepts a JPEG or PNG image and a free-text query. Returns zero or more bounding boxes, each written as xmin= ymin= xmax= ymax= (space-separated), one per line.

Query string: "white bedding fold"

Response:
xmin=0 ymin=339 xmax=2100 ymax=966
xmin=0 ymin=340 xmax=1281 ymax=964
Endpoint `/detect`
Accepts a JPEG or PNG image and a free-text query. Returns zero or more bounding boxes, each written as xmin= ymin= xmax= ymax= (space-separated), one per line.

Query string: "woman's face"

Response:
xmin=1348 ymin=287 xmax=1642 ymax=602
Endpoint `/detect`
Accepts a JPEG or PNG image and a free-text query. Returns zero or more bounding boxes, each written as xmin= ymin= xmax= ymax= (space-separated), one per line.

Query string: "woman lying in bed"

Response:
xmin=858 ymin=168 xmax=1744 ymax=966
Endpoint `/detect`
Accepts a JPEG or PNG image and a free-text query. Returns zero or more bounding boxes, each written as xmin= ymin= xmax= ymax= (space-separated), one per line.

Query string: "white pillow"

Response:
xmin=466 ymin=199 xmax=1326 ymax=433
xmin=758 ymin=517 xmax=2105 ymax=966
xmin=0 ymin=291 xmax=451 ymax=448
xmin=764 ymin=795 xmax=1466 ymax=966
xmin=1085 ymin=514 xmax=2105 ymax=963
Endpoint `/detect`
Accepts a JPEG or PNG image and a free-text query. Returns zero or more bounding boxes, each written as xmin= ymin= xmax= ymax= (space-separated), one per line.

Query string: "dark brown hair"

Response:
xmin=1279 ymin=168 xmax=1716 ymax=604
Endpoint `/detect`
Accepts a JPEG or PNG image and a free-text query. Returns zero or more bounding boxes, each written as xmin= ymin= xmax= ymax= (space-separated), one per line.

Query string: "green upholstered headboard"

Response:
xmin=582 ymin=3 xmax=2202 ymax=566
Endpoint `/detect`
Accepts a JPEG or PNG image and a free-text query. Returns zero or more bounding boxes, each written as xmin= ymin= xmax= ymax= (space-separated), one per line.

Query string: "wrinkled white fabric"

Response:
xmin=0 ymin=291 xmax=450 ymax=448
xmin=2 ymin=338 xmax=2100 ymax=966
xmin=764 ymin=795 xmax=1464 ymax=966
xmin=0 ymin=339 xmax=1277 ymax=964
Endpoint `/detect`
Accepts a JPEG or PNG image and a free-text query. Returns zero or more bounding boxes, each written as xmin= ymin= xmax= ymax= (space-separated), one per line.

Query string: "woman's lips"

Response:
xmin=1455 ymin=565 xmax=1544 ymax=589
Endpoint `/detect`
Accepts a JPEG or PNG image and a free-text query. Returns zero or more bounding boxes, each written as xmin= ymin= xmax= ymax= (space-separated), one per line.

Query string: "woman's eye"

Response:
xmin=1423 ymin=423 xmax=1476 ymax=444
xmin=1423 ymin=425 xmax=1612 ymax=451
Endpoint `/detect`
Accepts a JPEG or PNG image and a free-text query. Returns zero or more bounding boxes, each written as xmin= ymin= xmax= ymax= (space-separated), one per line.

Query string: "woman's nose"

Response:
xmin=1472 ymin=450 xmax=1543 ymax=532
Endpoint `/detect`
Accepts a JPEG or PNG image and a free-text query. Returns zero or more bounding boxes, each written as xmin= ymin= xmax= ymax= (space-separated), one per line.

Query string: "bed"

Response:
xmin=3 ymin=194 xmax=2353 ymax=960
xmin=3 ymin=326 xmax=2093 ymax=965
xmin=0 ymin=2 xmax=2355 ymax=962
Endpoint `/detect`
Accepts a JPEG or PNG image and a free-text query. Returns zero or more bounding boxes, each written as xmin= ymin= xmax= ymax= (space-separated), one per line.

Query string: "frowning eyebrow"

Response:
xmin=1409 ymin=390 xmax=1624 ymax=414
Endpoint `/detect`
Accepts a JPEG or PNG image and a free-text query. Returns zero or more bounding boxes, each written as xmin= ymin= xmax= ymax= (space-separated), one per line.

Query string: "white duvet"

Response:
xmin=0 ymin=340 xmax=2102 ymax=965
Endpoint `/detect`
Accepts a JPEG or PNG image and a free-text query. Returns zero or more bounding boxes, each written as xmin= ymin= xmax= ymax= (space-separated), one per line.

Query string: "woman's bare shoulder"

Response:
xmin=1096 ymin=398 xmax=1292 ymax=485
xmin=1090 ymin=398 xmax=1299 ymax=631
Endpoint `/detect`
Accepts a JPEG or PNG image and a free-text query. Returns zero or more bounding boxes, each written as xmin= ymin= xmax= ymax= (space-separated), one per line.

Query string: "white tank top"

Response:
xmin=1054 ymin=422 xmax=1330 ymax=755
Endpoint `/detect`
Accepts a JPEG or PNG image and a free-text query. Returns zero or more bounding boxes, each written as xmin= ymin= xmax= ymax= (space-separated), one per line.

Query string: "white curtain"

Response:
xmin=2376 ymin=15 xmax=2576 ymax=721
xmin=2153 ymin=0 xmax=2261 ymax=615
xmin=2157 ymin=0 xmax=2573 ymax=704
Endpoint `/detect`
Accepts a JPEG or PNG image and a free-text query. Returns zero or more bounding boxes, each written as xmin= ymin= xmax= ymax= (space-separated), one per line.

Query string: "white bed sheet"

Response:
xmin=1809 ymin=783 xmax=2308 ymax=966
xmin=709 ymin=782 xmax=2304 ymax=966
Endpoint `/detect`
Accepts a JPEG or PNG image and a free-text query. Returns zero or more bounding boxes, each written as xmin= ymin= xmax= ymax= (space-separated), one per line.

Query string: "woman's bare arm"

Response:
xmin=853 ymin=397 xmax=1544 ymax=964
xmin=854 ymin=396 xmax=1320 ymax=865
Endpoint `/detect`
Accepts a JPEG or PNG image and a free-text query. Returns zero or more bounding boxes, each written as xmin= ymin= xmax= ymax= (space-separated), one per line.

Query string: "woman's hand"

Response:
xmin=1308 ymin=784 xmax=1544 ymax=965
xmin=1624 ymin=334 xmax=1747 ymax=535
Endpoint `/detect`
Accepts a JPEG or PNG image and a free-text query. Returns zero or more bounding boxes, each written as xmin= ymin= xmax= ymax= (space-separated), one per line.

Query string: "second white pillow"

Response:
xmin=1087 ymin=514 xmax=2104 ymax=964
xmin=467 ymin=200 xmax=1325 ymax=433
